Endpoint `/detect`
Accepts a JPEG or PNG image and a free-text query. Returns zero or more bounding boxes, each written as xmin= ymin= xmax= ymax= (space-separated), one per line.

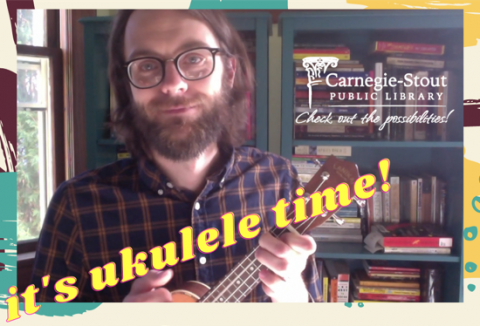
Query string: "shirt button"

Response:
xmin=166 ymin=182 xmax=174 ymax=189
xmin=194 ymin=202 xmax=201 ymax=210
xmin=199 ymin=257 xmax=207 ymax=264
xmin=157 ymin=189 xmax=164 ymax=196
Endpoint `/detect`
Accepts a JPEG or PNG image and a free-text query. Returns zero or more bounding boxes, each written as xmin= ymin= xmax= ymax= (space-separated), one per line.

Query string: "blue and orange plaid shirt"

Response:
xmin=32 ymin=146 xmax=321 ymax=302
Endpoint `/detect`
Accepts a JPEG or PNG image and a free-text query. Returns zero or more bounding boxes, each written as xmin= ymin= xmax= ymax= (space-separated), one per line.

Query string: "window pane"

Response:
xmin=17 ymin=9 xmax=46 ymax=46
xmin=17 ymin=110 xmax=48 ymax=241
xmin=17 ymin=56 xmax=49 ymax=108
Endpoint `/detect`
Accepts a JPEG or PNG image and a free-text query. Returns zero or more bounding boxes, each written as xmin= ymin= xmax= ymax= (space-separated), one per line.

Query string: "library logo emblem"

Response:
xmin=302 ymin=57 xmax=339 ymax=108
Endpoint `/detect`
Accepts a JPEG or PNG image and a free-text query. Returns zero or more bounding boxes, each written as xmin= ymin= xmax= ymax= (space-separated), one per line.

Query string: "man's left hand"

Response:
xmin=255 ymin=232 xmax=317 ymax=302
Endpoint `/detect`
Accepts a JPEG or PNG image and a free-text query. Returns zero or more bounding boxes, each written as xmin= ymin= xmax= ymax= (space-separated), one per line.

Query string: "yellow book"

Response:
xmin=293 ymin=53 xmax=350 ymax=60
xmin=117 ymin=153 xmax=131 ymax=159
xmin=357 ymin=287 xmax=420 ymax=296
xmin=323 ymin=263 xmax=329 ymax=303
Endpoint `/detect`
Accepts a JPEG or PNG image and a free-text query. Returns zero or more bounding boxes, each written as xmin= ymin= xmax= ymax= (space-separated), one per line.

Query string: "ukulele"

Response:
xmin=170 ymin=155 xmax=363 ymax=302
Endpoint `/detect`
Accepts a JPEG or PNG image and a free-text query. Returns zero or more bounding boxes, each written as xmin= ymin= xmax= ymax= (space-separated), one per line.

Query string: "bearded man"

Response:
xmin=31 ymin=10 xmax=321 ymax=303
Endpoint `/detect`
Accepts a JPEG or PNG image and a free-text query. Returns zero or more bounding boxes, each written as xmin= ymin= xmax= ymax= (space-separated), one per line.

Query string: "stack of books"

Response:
xmin=351 ymin=261 xmax=421 ymax=302
xmin=366 ymin=41 xmax=452 ymax=141
xmin=363 ymin=223 xmax=453 ymax=254
xmin=310 ymin=201 xmax=363 ymax=243
xmin=293 ymin=43 xmax=375 ymax=140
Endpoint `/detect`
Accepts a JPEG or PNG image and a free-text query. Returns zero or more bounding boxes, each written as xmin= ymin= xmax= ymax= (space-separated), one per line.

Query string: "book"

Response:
xmin=353 ymin=278 xmax=420 ymax=296
xmin=385 ymin=57 xmax=444 ymax=69
xmin=363 ymin=260 xmax=420 ymax=273
xmin=369 ymin=223 xmax=453 ymax=248
xmin=384 ymin=247 xmax=451 ymax=254
xmin=353 ymin=290 xmax=420 ymax=302
xmin=368 ymin=272 xmax=420 ymax=280
xmin=324 ymin=260 xmax=350 ymax=303
xmin=355 ymin=269 xmax=420 ymax=289
xmin=322 ymin=263 xmax=329 ymax=303
xmin=371 ymin=41 xmax=445 ymax=55
xmin=293 ymin=53 xmax=350 ymax=60
xmin=293 ymin=47 xmax=350 ymax=54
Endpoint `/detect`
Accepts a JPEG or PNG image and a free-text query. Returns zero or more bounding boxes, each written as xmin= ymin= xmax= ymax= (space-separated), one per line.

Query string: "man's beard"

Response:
xmin=132 ymin=88 xmax=232 ymax=161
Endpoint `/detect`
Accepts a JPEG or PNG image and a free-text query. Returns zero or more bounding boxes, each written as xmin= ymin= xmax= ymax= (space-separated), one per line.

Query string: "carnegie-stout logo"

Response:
xmin=299 ymin=56 xmax=453 ymax=132
xmin=302 ymin=56 xmax=339 ymax=109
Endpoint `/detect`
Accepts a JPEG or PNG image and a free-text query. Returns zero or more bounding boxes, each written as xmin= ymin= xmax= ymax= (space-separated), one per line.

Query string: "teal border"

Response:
xmin=189 ymin=0 xmax=287 ymax=9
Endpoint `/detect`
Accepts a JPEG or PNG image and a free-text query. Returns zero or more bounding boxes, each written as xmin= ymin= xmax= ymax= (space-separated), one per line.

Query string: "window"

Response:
xmin=16 ymin=10 xmax=64 ymax=244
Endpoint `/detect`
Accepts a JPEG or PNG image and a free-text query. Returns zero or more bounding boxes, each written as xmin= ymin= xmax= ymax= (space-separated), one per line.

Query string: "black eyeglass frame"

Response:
xmin=123 ymin=47 xmax=222 ymax=89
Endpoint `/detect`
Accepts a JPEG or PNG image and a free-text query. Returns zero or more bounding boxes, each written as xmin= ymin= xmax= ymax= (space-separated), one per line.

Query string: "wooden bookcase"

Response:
xmin=278 ymin=10 xmax=464 ymax=302
xmin=80 ymin=12 xmax=271 ymax=170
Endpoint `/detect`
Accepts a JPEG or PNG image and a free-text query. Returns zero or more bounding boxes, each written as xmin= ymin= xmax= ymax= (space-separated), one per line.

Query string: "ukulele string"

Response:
xmin=205 ymin=174 xmax=344 ymax=302
xmin=204 ymin=206 xmax=308 ymax=302
xmin=222 ymin=202 xmax=340 ymax=303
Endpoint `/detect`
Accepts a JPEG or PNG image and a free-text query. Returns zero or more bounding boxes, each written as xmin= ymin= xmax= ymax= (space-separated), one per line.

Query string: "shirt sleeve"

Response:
xmin=31 ymin=182 xmax=94 ymax=302
xmin=286 ymin=159 xmax=323 ymax=302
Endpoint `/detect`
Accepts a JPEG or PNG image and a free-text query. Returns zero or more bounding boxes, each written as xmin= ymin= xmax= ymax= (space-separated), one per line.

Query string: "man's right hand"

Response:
xmin=123 ymin=269 xmax=174 ymax=302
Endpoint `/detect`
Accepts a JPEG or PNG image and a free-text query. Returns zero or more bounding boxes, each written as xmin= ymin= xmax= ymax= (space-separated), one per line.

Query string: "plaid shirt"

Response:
xmin=32 ymin=146 xmax=321 ymax=302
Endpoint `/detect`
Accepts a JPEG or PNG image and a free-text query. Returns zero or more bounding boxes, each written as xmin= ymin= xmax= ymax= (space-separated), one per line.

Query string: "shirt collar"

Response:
xmin=137 ymin=145 xmax=240 ymax=193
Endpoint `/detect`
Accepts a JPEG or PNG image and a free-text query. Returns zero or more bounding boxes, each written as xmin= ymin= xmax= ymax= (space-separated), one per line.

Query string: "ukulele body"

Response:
xmin=171 ymin=281 xmax=211 ymax=302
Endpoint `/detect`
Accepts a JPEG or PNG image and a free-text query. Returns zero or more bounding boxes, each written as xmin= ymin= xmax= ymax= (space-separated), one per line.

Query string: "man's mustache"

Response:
xmin=146 ymin=95 xmax=211 ymax=111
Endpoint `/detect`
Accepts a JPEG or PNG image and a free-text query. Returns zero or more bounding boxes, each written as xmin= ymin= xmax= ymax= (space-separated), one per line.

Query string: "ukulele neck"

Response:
xmin=198 ymin=225 xmax=304 ymax=303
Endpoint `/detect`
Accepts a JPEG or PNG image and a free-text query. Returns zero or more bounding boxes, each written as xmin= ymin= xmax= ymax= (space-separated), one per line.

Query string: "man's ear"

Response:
xmin=225 ymin=57 xmax=237 ymax=88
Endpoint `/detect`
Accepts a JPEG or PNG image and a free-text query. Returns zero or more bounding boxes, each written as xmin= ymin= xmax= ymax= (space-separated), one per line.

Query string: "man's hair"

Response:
xmin=108 ymin=10 xmax=255 ymax=158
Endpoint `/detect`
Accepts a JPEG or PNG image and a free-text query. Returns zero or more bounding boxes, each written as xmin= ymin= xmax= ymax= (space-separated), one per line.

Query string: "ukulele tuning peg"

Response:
xmin=321 ymin=171 xmax=330 ymax=181
xmin=314 ymin=159 xmax=323 ymax=168
xmin=353 ymin=196 xmax=366 ymax=207
xmin=332 ymin=214 xmax=345 ymax=225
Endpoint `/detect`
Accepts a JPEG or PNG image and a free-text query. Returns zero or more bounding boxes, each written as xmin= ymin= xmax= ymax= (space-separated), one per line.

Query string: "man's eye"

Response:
xmin=139 ymin=62 xmax=158 ymax=71
xmin=184 ymin=55 xmax=205 ymax=65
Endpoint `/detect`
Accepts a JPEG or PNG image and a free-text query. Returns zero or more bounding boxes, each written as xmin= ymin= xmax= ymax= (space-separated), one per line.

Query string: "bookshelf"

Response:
xmin=278 ymin=10 xmax=464 ymax=302
xmin=80 ymin=12 xmax=271 ymax=170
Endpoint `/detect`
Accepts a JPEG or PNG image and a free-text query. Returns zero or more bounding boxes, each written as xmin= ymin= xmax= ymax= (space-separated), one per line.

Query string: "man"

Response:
xmin=32 ymin=9 xmax=321 ymax=302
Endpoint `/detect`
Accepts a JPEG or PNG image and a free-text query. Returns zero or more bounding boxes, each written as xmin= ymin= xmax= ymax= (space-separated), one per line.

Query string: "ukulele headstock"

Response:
xmin=293 ymin=155 xmax=363 ymax=234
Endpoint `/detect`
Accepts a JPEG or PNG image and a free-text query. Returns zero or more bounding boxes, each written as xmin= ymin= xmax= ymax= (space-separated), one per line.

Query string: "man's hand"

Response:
xmin=123 ymin=269 xmax=174 ymax=302
xmin=255 ymin=232 xmax=316 ymax=302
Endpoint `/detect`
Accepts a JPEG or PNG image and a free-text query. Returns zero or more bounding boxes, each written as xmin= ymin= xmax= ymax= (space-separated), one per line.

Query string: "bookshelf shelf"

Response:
xmin=315 ymin=242 xmax=460 ymax=263
xmin=279 ymin=10 xmax=464 ymax=302
xmin=81 ymin=12 xmax=271 ymax=169
xmin=293 ymin=140 xmax=463 ymax=148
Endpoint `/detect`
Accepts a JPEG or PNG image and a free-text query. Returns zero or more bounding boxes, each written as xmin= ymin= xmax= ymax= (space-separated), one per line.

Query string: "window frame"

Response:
xmin=17 ymin=10 xmax=65 ymax=253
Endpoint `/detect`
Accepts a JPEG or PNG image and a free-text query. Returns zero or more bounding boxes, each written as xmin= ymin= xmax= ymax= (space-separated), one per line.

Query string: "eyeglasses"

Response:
xmin=124 ymin=47 xmax=222 ymax=89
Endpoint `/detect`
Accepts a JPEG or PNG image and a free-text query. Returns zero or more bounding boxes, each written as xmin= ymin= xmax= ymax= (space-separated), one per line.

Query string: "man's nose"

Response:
xmin=158 ymin=61 xmax=188 ymax=95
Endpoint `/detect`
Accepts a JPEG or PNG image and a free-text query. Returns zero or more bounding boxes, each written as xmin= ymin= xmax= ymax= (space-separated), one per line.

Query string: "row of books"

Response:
xmin=293 ymin=40 xmax=454 ymax=142
xmin=364 ymin=223 xmax=453 ymax=255
xmin=364 ymin=171 xmax=447 ymax=228
xmin=292 ymin=147 xmax=448 ymax=230
xmin=317 ymin=259 xmax=443 ymax=302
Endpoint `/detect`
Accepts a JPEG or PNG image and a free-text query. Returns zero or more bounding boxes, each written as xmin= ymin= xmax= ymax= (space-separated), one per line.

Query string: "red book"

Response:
xmin=355 ymin=291 xmax=420 ymax=302
xmin=375 ymin=223 xmax=453 ymax=248
xmin=372 ymin=41 xmax=444 ymax=55
xmin=363 ymin=260 xmax=420 ymax=273
xmin=294 ymin=47 xmax=350 ymax=54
